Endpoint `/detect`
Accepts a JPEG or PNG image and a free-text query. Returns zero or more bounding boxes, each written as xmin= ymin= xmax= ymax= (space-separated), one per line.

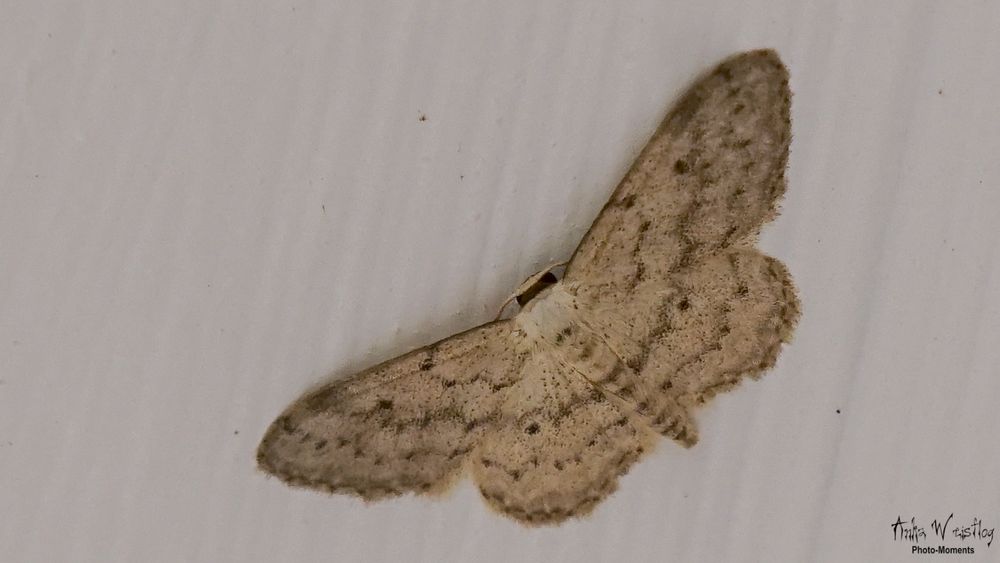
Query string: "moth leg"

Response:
xmin=573 ymin=337 xmax=701 ymax=447
xmin=563 ymin=296 xmax=701 ymax=447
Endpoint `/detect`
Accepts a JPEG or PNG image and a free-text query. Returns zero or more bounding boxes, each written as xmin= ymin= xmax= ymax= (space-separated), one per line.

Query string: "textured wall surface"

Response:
xmin=1 ymin=1 xmax=998 ymax=562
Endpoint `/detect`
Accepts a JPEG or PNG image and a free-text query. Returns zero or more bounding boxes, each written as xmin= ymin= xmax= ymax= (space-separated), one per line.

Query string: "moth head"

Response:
xmin=515 ymin=268 xmax=560 ymax=307
xmin=494 ymin=262 xmax=567 ymax=320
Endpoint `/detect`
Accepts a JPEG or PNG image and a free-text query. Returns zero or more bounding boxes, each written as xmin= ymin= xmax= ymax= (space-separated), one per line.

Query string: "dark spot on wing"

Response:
xmin=490 ymin=380 xmax=515 ymax=392
xmin=277 ymin=416 xmax=296 ymax=434
xmin=667 ymin=89 xmax=704 ymax=132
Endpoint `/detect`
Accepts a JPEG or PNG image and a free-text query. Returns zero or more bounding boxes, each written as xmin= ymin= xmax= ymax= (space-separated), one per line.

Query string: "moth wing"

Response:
xmin=649 ymin=249 xmax=799 ymax=405
xmin=470 ymin=348 xmax=656 ymax=525
xmin=561 ymin=50 xmax=798 ymax=443
xmin=589 ymin=249 xmax=799 ymax=421
xmin=257 ymin=320 xmax=519 ymax=499
xmin=564 ymin=49 xmax=792 ymax=303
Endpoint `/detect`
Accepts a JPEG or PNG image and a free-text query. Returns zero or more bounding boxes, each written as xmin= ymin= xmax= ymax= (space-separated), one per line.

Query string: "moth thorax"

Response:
xmin=514 ymin=283 xmax=577 ymax=342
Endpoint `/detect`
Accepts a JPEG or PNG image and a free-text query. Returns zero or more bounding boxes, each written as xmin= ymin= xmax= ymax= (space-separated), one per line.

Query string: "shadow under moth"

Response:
xmin=257 ymin=49 xmax=800 ymax=525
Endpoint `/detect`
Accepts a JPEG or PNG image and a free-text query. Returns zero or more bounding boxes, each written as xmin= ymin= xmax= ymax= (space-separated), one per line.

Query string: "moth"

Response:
xmin=257 ymin=49 xmax=800 ymax=525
